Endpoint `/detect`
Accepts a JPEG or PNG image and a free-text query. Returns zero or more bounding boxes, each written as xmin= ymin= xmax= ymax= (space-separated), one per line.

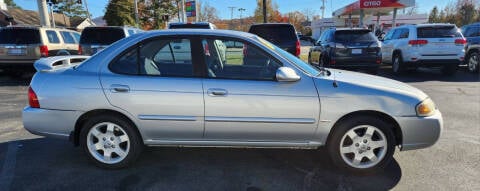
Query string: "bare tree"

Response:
xmin=198 ymin=1 xmax=219 ymax=22
xmin=302 ymin=8 xmax=316 ymax=22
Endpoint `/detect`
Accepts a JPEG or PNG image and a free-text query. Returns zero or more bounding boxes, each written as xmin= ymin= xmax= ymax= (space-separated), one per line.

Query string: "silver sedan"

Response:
xmin=23 ymin=30 xmax=442 ymax=173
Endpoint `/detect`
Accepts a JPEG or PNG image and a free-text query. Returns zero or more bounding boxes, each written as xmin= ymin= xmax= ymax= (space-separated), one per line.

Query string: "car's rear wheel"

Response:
xmin=467 ymin=52 xmax=479 ymax=73
xmin=392 ymin=53 xmax=405 ymax=74
xmin=327 ymin=116 xmax=395 ymax=174
xmin=80 ymin=115 xmax=143 ymax=169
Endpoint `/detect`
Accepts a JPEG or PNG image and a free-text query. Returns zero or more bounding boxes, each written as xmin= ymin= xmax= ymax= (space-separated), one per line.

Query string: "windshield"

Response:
xmin=253 ymin=36 xmax=320 ymax=76
xmin=335 ymin=30 xmax=376 ymax=42
xmin=0 ymin=28 xmax=41 ymax=44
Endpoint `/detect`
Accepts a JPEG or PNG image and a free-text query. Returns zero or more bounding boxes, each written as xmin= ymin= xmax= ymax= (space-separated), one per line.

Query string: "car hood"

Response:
xmin=318 ymin=69 xmax=428 ymax=101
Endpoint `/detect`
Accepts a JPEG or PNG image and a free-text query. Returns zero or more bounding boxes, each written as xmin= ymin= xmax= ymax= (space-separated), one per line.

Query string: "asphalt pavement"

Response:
xmin=0 ymin=66 xmax=479 ymax=191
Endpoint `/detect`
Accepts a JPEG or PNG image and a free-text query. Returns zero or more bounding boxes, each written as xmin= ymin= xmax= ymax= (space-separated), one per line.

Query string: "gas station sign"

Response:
xmin=360 ymin=0 xmax=414 ymax=9
xmin=185 ymin=0 xmax=196 ymax=17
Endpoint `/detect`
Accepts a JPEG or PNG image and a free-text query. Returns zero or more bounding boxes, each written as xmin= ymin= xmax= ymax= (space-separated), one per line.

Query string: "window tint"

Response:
xmin=46 ymin=30 xmax=60 ymax=43
xmin=80 ymin=28 xmax=125 ymax=45
xmin=417 ymin=26 xmax=462 ymax=38
xmin=464 ymin=27 xmax=480 ymax=37
xmin=249 ymin=25 xmax=297 ymax=44
xmin=72 ymin=32 xmax=80 ymax=42
xmin=335 ymin=30 xmax=376 ymax=42
xmin=399 ymin=29 xmax=409 ymax=39
xmin=60 ymin=31 xmax=76 ymax=44
xmin=202 ymin=38 xmax=282 ymax=80
xmin=0 ymin=28 xmax=41 ymax=44
xmin=110 ymin=48 xmax=138 ymax=75
xmin=139 ymin=39 xmax=193 ymax=77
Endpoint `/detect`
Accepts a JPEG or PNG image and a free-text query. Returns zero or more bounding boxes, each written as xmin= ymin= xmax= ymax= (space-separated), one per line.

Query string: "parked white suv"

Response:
xmin=381 ymin=24 xmax=466 ymax=75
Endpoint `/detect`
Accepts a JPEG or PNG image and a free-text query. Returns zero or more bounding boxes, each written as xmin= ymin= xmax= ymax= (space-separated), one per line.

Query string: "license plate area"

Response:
xmin=7 ymin=48 xmax=26 ymax=55
xmin=351 ymin=49 xmax=362 ymax=54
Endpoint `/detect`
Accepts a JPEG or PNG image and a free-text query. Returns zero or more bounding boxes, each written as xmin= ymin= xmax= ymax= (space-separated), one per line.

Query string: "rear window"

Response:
xmin=249 ymin=25 xmax=297 ymax=44
xmin=80 ymin=28 xmax=126 ymax=45
xmin=334 ymin=30 xmax=376 ymax=42
xmin=417 ymin=26 xmax=462 ymax=38
xmin=60 ymin=31 xmax=76 ymax=44
xmin=169 ymin=24 xmax=210 ymax=29
xmin=0 ymin=28 xmax=41 ymax=44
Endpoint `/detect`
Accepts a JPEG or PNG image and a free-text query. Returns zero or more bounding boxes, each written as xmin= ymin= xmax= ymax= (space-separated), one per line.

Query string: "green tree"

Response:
xmin=428 ymin=6 xmax=439 ymax=23
xmin=253 ymin=0 xmax=279 ymax=23
xmin=139 ymin=0 xmax=178 ymax=29
xmin=5 ymin=0 xmax=21 ymax=9
xmin=104 ymin=0 xmax=136 ymax=26
xmin=55 ymin=0 xmax=88 ymax=18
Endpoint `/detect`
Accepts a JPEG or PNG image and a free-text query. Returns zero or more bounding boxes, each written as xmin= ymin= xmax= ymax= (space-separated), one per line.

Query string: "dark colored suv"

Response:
xmin=308 ymin=28 xmax=382 ymax=73
xmin=79 ymin=26 xmax=142 ymax=55
xmin=462 ymin=22 xmax=480 ymax=73
xmin=248 ymin=23 xmax=300 ymax=56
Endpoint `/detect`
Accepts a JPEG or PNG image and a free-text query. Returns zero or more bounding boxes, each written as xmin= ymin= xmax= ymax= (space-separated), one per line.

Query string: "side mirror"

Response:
xmin=276 ymin=67 xmax=301 ymax=82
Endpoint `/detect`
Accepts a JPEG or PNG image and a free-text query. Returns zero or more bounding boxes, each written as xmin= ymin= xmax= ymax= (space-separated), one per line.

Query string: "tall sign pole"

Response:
xmin=37 ymin=0 xmax=51 ymax=27
xmin=134 ymin=0 xmax=139 ymax=27
xmin=262 ymin=0 xmax=267 ymax=23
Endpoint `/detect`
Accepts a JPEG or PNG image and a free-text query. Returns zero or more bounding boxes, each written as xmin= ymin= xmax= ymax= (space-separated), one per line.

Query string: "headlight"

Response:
xmin=416 ymin=98 xmax=436 ymax=117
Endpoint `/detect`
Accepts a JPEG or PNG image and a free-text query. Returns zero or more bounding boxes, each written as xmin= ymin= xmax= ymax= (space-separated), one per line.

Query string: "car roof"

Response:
xmin=142 ymin=29 xmax=256 ymax=38
xmin=334 ymin=28 xmax=371 ymax=31
xmin=250 ymin=23 xmax=293 ymax=26
xmin=415 ymin=23 xmax=456 ymax=27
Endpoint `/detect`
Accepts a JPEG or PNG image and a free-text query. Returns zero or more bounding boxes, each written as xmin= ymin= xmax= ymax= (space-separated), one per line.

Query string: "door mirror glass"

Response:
xmin=276 ymin=67 xmax=300 ymax=82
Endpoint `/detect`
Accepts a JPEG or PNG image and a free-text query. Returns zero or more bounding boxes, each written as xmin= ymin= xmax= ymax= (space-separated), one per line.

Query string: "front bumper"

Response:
xmin=22 ymin=107 xmax=82 ymax=140
xmin=395 ymin=110 xmax=443 ymax=151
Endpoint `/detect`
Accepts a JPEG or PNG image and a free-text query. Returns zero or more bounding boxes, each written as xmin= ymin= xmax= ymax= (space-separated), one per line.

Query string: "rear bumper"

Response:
xmin=395 ymin=110 xmax=443 ymax=151
xmin=404 ymin=59 xmax=462 ymax=68
xmin=22 ymin=107 xmax=82 ymax=140
xmin=330 ymin=56 xmax=381 ymax=70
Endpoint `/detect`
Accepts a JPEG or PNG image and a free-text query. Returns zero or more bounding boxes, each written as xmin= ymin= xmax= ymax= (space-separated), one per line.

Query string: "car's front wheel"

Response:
xmin=80 ymin=114 xmax=143 ymax=169
xmin=392 ymin=53 xmax=405 ymax=74
xmin=467 ymin=52 xmax=479 ymax=73
xmin=327 ymin=116 xmax=396 ymax=174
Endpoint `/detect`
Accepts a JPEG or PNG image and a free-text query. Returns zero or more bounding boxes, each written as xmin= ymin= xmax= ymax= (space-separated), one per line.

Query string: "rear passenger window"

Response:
xmin=46 ymin=30 xmax=60 ymax=43
xmin=140 ymin=39 xmax=193 ymax=77
xmin=60 ymin=31 xmax=76 ymax=44
xmin=109 ymin=38 xmax=194 ymax=77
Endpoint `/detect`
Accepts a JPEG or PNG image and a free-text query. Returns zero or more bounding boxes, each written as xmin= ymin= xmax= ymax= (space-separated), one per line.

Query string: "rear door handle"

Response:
xmin=110 ymin=84 xmax=130 ymax=93
xmin=207 ymin=88 xmax=228 ymax=96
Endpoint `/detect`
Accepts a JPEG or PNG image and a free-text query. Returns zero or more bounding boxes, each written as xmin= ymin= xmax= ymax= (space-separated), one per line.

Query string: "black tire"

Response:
xmin=392 ymin=53 xmax=405 ymax=74
xmin=80 ymin=114 xmax=143 ymax=169
xmin=467 ymin=52 xmax=479 ymax=73
xmin=327 ymin=116 xmax=396 ymax=174
xmin=441 ymin=63 xmax=458 ymax=76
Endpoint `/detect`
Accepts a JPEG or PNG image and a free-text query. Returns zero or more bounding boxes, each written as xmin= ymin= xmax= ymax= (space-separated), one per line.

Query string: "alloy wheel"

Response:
xmin=87 ymin=122 xmax=130 ymax=164
xmin=339 ymin=125 xmax=387 ymax=169
xmin=468 ymin=53 xmax=479 ymax=72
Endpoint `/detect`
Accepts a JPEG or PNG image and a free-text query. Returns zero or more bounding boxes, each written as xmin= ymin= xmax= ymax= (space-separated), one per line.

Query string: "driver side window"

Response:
xmin=202 ymin=38 xmax=282 ymax=80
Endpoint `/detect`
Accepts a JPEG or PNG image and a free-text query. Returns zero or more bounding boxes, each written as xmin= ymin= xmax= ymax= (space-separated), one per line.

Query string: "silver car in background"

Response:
xmin=23 ymin=30 xmax=442 ymax=173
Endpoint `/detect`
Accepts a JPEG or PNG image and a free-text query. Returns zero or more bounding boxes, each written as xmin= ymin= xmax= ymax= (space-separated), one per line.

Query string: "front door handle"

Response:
xmin=207 ymin=88 xmax=228 ymax=96
xmin=110 ymin=84 xmax=130 ymax=93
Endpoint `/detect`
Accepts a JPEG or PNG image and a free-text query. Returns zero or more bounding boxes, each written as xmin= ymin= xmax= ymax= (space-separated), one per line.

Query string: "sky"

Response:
xmin=13 ymin=0 xmax=453 ymax=19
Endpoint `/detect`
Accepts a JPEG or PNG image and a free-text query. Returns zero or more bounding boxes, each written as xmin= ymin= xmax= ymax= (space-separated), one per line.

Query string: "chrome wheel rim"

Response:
xmin=393 ymin=56 xmax=400 ymax=72
xmin=87 ymin=122 xmax=130 ymax=164
xmin=339 ymin=125 xmax=387 ymax=169
xmin=468 ymin=54 xmax=478 ymax=72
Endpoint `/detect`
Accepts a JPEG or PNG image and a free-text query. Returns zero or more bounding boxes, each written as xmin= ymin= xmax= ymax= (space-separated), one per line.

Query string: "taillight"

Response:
xmin=408 ymin=40 xmax=428 ymax=46
xmin=295 ymin=40 xmax=301 ymax=56
xmin=330 ymin=59 xmax=336 ymax=65
xmin=376 ymin=58 xmax=382 ymax=64
xmin=454 ymin=39 xmax=467 ymax=45
xmin=28 ymin=87 xmax=40 ymax=108
xmin=39 ymin=45 xmax=48 ymax=57
xmin=78 ymin=45 xmax=83 ymax=55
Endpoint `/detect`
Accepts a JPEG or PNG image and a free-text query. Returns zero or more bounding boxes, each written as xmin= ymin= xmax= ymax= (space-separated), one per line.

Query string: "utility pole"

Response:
xmin=320 ymin=0 xmax=325 ymax=19
xmin=262 ymin=0 xmax=266 ymax=23
xmin=134 ymin=0 xmax=139 ymax=27
xmin=48 ymin=1 xmax=55 ymax=28
xmin=238 ymin=8 xmax=246 ymax=31
xmin=83 ymin=0 xmax=91 ymax=21
xmin=228 ymin=6 xmax=236 ymax=29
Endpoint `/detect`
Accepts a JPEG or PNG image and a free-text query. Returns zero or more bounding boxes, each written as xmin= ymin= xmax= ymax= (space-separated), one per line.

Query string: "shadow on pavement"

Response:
xmin=378 ymin=66 xmax=480 ymax=83
xmin=0 ymin=138 xmax=402 ymax=191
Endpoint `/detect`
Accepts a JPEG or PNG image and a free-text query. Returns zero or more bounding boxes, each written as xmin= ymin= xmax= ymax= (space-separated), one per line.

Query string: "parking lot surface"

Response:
xmin=0 ymin=67 xmax=479 ymax=191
